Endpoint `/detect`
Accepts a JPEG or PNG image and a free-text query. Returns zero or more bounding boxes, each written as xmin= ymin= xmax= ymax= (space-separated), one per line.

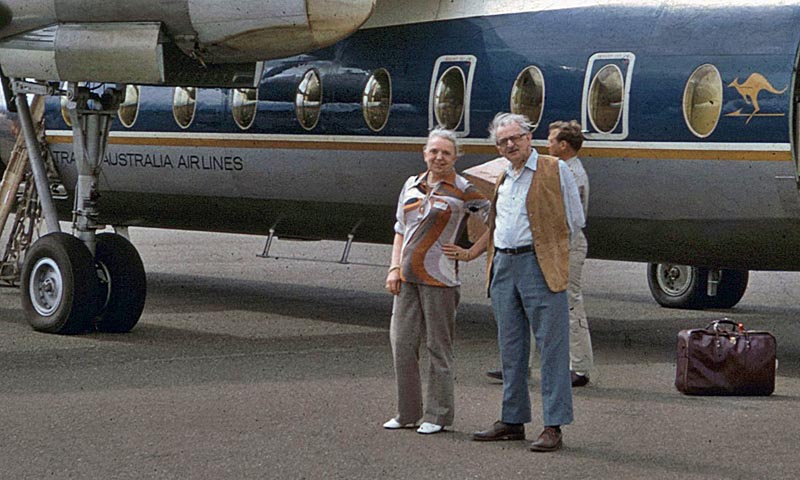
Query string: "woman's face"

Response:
xmin=423 ymin=136 xmax=457 ymax=178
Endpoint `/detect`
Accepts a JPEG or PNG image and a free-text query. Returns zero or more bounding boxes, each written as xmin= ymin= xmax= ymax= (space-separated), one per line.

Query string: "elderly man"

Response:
xmin=471 ymin=113 xmax=585 ymax=452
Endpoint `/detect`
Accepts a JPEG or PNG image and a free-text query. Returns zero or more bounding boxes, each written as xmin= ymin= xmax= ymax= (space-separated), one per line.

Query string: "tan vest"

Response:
xmin=486 ymin=155 xmax=570 ymax=293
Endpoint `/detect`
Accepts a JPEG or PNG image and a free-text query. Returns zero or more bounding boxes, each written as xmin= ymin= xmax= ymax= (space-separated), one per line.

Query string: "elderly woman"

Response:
xmin=383 ymin=127 xmax=490 ymax=435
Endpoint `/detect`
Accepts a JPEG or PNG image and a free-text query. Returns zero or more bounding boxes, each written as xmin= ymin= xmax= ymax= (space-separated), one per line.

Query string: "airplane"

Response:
xmin=1 ymin=0 xmax=800 ymax=335
xmin=0 ymin=0 xmax=377 ymax=333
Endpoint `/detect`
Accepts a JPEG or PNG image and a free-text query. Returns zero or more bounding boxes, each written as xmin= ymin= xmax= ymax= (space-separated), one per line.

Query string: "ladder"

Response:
xmin=0 ymin=95 xmax=56 ymax=285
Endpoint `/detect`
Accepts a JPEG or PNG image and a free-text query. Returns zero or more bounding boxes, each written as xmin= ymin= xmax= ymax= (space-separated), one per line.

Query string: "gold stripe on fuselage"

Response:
xmin=44 ymin=134 xmax=792 ymax=162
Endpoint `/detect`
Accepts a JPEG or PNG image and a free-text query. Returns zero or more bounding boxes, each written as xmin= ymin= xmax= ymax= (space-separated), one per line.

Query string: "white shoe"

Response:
xmin=383 ymin=418 xmax=415 ymax=429
xmin=416 ymin=422 xmax=444 ymax=434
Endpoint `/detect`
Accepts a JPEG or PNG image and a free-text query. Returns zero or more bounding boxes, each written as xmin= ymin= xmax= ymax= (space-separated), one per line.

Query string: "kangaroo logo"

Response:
xmin=726 ymin=73 xmax=787 ymax=124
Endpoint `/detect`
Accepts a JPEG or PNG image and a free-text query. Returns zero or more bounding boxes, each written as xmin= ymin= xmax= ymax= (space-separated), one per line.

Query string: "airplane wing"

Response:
xmin=0 ymin=0 xmax=375 ymax=87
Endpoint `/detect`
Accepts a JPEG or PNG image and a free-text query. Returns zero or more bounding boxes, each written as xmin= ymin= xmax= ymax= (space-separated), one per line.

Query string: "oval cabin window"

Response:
xmin=173 ymin=87 xmax=197 ymax=129
xmin=362 ymin=68 xmax=392 ymax=132
xmin=683 ymin=64 xmax=722 ymax=138
xmin=510 ymin=66 xmax=545 ymax=130
xmin=588 ymin=64 xmax=624 ymax=134
xmin=118 ymin=85 xmax=140 ymax=128
xmin=434 ymin=66 xmax=465 ymax=129
xmin=232 ymin=88 xmax=258 ymax=130
xmin=296 ymin=69 xmax=322 ymax=130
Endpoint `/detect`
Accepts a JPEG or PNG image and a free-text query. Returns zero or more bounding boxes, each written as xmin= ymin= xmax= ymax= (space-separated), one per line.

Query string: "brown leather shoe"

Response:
xmin=529 ymin=426 xmax=562 ymax=452
xmin=472 ymin=421 xmax=525 ymax=441
xmin=571 ymin=371 xmax=589 ymax=387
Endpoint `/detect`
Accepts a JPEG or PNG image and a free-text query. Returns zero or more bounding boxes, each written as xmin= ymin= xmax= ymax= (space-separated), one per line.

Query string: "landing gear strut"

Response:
xmin=13 ymin=80 xmax=147 ymax=334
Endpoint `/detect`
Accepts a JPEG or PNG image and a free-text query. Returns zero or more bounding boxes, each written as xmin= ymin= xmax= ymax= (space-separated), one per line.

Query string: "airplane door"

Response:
xmin=428 ymin=55 xmax=477 ymax=136
xmin=581 ymin=52 xmax=636 ymax=140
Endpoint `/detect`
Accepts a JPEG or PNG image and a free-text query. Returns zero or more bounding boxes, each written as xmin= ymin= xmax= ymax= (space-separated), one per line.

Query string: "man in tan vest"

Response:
xmin=465 ymin=113 xmax=584 ymax=452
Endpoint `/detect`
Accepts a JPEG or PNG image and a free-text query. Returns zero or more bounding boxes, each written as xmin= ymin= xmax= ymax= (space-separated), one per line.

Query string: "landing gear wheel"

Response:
xmin=21 ymin=233 xmax=99 ymax=334
xmin=647 ymin=263 xmax=708 ymax=309
xmin=705 ymin=269 xmax=749 ymax=309
xmin=93 ymin=233 xmax=147 ymax=333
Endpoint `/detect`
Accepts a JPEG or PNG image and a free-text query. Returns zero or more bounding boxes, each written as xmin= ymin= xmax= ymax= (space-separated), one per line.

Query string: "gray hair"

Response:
xmin=487 ymin=113 xmax=532 ymax=143
xmin=425 ymin=126 xmax=462 ymax=157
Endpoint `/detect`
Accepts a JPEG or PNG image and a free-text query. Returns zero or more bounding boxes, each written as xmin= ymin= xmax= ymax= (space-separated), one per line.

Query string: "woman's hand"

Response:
xmin=385 ymin=269 xmax=402 ymax=295
xmin=442 ymin=243 xmax=473 ymax=262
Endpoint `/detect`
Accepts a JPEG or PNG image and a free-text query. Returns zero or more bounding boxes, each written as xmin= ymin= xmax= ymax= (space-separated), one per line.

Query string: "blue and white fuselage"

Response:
xmin=37 ymin=0 xmax=800 ymax=271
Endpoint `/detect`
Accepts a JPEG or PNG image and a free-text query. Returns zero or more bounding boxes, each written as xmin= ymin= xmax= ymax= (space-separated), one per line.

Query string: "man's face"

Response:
xmin=423 ymin=136 xmax=458 ymax=177
xmin=547 ymin=129 xmax=566 ymax=158
xmin=495 ymin=124 xmax=532 ymax=167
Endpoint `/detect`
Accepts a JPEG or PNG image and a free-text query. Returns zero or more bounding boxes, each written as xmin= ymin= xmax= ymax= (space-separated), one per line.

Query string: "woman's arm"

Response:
xmin=441 ymin=230 xmax=489 ymax=262
xmin=385 ymin=233 xmax=404 ymax=295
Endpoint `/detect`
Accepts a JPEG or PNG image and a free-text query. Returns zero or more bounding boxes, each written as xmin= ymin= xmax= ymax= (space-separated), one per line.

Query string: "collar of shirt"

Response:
xmin=412 ymin=169 xmax=457 ymax=189
xmin=504 ymin=149 xmax=539 ymax=180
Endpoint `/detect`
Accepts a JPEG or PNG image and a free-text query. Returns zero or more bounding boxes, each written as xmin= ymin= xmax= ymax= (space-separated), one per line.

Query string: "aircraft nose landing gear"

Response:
xmin=14 ymin=80 xmax=147 ymax=334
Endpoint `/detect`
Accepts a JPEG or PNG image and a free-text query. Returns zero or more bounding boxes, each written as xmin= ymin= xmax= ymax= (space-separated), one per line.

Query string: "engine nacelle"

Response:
xmin=0 ymin=0 xmax=375 ymax=86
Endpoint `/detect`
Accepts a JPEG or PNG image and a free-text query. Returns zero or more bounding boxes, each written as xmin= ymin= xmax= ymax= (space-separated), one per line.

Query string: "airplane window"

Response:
xmin=60 ymin=95 xmax=72 ymax=127
xmin=118 ymin=85 xmax=140 ymax=128
xmin=510 ymin=66 xmax=545 ymax=130
xmin=683 ymin=64 xmax=722 ymax=138
xmin=434 ymin=66 xmax=465 ymax=129
xmin=296 ymin=69 xmax=322 ymax=130
xmin=362 ymin=68 xmax=392 ymax=132
xmin=173 ymin=87 xmax=197 ymax=129
xmin=232 ymin=88 xmax=258 ymax=130
xmin=588 ymin=64 xmax=623 ymax=134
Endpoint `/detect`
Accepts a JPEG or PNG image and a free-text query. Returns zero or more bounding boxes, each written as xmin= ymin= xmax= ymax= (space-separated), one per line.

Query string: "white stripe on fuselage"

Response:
xmin=362 ymin=0 xmax=788 ymax=29
xmin=45 ymin=129 xmax=791 ymax=153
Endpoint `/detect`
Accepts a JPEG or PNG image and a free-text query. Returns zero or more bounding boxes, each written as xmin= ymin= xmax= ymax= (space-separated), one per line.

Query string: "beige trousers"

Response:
xmin=568 ymin=230 xmax=593 ymax=374
xmin=390 ymin=282 xmax=459 ymax=426
xmin=529 ymin=231 xmax=594 ymax=375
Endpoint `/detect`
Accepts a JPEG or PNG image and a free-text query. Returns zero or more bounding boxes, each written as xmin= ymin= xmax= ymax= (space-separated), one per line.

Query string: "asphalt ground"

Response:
xmin=1 ymin=227 xmax=799 ymax=479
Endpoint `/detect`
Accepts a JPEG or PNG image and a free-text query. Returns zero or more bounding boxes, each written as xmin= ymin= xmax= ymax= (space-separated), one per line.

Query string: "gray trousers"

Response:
xmin=569 ymin=230 xmax=594 ymax=374
xmin=490 ymin=252 xmax=573 ymax=426
xmin=390 ymin=282 xmax=460 ymax=426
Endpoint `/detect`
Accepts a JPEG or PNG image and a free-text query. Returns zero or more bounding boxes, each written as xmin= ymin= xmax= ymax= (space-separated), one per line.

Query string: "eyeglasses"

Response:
xmin=495 ymin=132 xmax=528 ymax=148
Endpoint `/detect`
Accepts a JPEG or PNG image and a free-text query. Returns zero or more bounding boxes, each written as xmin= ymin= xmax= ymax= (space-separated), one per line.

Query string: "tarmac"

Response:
xmin=1 ymin=227 xmax=798 ymax=479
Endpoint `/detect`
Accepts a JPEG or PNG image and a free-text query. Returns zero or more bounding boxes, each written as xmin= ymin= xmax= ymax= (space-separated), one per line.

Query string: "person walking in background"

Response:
xmin=547 ymin=120 xmax=594 ymax=387
xmin=383 ymin=127 xmax=490 ymax=435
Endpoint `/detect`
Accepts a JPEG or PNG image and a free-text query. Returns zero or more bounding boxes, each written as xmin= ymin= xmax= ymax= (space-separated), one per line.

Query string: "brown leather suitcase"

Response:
xmin=675 ymin=319 xmax=776 ymax=395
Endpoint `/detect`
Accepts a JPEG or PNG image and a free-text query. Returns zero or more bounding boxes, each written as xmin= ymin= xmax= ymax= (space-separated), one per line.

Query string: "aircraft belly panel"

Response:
xmin=586 ymin=156 xmax=799 ymax=221
xmin=47 ymin=141 xmax=800 ymax=269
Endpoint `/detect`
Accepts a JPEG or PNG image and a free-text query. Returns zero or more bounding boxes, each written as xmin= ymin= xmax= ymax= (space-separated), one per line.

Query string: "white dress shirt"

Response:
xmin=493 ymin=150 xmax=585 ymax=249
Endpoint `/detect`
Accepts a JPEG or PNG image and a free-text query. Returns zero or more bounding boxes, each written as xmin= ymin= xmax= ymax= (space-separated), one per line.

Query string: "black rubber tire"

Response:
xmin=646 ymin=263 xmax=708 ymax=309
xmin=705 ymin=269 xmax=749 ymax=309
xmin=93 ymin=233 xmax=147 ymax=333
xmin=21 ymin=233 xmax=99 ymax=334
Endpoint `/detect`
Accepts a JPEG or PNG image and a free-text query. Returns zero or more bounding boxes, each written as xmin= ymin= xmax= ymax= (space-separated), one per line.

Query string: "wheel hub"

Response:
xmin=656 ymin=264 xmax=693 ymax=297
xmin=29 ymin=258 xmax=63 ymax=316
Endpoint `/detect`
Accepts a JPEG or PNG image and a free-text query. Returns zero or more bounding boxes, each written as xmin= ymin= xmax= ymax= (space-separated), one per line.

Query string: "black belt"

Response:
xmin=495 ymin=244 xmax=534 ymax=255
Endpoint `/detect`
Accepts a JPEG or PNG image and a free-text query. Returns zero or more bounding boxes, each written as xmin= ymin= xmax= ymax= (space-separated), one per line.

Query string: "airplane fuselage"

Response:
xmin=28 ymin=0 xmax=800 ymax=271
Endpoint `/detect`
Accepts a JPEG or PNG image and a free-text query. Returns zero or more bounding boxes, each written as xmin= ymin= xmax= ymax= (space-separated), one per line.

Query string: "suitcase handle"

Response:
xmin=708 ymin=319 xmax=740 ymax=333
